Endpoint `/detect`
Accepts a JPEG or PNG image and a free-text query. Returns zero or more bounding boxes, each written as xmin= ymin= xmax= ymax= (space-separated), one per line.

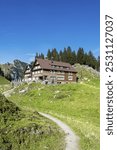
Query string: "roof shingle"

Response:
xmin=35 ymin=58 xmax=77 ymax=73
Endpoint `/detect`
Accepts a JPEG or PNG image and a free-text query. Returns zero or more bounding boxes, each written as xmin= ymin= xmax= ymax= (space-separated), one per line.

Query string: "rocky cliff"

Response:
xmin=0 ymin=60 xmax=27 ymax=81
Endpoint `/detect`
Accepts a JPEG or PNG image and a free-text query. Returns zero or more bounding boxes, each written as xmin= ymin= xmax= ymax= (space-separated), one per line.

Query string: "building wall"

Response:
xmin=24 ymin=65 xmax=77 ymax=83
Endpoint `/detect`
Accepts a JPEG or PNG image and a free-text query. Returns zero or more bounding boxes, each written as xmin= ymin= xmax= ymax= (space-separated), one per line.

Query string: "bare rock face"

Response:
xmin=0 ymin=59 xmax=28 ymax=81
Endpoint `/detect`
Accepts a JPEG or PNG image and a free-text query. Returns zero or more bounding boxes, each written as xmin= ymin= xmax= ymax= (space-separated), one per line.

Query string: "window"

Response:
xmin=51 ymin=65 xmax=55 ymax=68
xmin=56 ymin=66 xmax=59 ymax=68
xmin=37 ymin=65 xmax=41 ymax=69
xmin=60 ymin=71 xmax=65 ymax=74
xmin=68 ymin=76 xmax=73 ymax=80
xmin=57 ymin=75 xmax=65 ymax=81
xmin=60 ymin=66 xmax=63 ymax=69
xmin=25 ymin=74 xmax=30 ymax=77
xmin=33 ymin=77 xmax=35 ymax=80
xmin=33 ymin=65 xmax=41 ymax=70
xmin=50 ymin=70 xmax=56 ymax=74
xmin=26 ymin=70 xmax=30 ymax=73
xmin=68 ymin=72 xmax=73 ymax=75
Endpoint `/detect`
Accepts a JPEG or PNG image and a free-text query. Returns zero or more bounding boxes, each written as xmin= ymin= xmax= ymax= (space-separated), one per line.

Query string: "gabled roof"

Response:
xmin=24 ymin=64 xmax=32 ymax=73
xmin=25 ymin=64 xmax=32 ymax=70
xmin=34 ymin=58 xmax=77 ymax=73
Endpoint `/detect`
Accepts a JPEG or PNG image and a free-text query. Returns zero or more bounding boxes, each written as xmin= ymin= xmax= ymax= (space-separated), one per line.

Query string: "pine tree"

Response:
xmin=96 ymin=56 xmax=100 ymax=71
xmin=51 ymin=48 xmax=59 ymax=61
xmin=47 ymin=49 xmax=51 ymax=60
xmin=71 ymin=50 xmax=77 ymax=65
xmin=87 ymin=51 xmax=97 ymax=69
xmin=35 ymin=52 xmax=39 ymax=59
xmin=83 ymin=52 xmax=88 ymax=65
xmin=66 ymin=46 xmax=72 ymax=64
xmin=40 ymin=53 xmax=44 ymax=59
xmin=77 ymin=48 xmax=84 ymax=65
xmin=45 ymin=47 xmax=99 ymax=70
xmin=62 ymin=48 xmax=67 ymax=62
xmin=59 ymin=50 xmax=63 ymax=61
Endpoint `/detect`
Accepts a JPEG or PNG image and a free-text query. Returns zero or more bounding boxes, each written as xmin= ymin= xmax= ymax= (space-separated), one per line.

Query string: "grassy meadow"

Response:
xmin=0 ymin=93 xmax=65 ymax=150
xmin=0 ymin=76 xmax=12 ymax=93
xmin=0 ymin=64 xmax=100 ymax=150
xmin=0 ymin=76 xmax=10 ymax=84
xmin=9 ymin=78 xmax=100 ymax=150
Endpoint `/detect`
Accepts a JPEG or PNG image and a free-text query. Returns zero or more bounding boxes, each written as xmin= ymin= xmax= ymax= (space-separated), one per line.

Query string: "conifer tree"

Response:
xmin=96 ymin=56 xmax=100 ymax=71
xmin=47 ymin=49 xmax=51 ymax=60
xmin=71 ymin=50 xmax=77 ymax=65
xmin=62 ymin=48 xmax=67 ymax=62
xmin=40 ymin=53 xmax=44 ymax=59
xmin=35 ymin=52 xmax=39 ymax=59
xmin=33 ymin=47 xmax=99 ymax=71
xmin=87 ymin=51 xmax=97 ymax=69
xmin=83 ymin=52 xmax=88 ymax=65
xmin=66 ymin=46 xmax=72 ymax=63
xmin=59 ymin=50 xmax=63 ymax=61
xmin=77 ymin=48 xmax=84 ymax=65
xmin=51 ymin=48 xmax=59 ymax=61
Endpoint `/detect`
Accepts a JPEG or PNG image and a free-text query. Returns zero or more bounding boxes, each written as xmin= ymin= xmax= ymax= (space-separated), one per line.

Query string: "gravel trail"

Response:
xmin=39 ymin=112 xmax=79 ymax=150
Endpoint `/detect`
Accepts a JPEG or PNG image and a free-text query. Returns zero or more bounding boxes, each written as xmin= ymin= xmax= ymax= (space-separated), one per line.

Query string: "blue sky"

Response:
xmin=0 ymin=0 xmax=100 ymax=63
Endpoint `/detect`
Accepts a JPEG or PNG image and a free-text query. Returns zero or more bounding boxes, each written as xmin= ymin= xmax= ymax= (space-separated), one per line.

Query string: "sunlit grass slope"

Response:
xmin=0 ymin=93 xmax=65 ymax=150
xmin=9 ymin=79 xmax=100 ymax=150
xmin=0 ymin=76 xmax=11 ymax=93
xmin=0 ymin=76 xmax=10 ymax=85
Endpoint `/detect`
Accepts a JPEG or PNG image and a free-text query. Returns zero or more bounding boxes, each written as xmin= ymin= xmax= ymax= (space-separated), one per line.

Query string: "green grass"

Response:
xmin=74 ymin=63 xmax=99 ymax=82
xmin=0 ymin=76 xmax=10 ymax=85
xmin=0 ymin=76 xmax=11 ymax=93
xmin=0 ymin=93 xmax=65 ymax=150
xmin=9 ymin=79 xmax=100 ymax=150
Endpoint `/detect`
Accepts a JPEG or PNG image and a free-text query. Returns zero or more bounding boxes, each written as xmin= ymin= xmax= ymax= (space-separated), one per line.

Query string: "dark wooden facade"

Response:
xmin=24 ymin=58 xmax=77 ymax=83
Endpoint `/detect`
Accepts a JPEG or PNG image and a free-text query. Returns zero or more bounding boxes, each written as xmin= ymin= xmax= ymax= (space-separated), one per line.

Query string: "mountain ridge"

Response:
xmin=0 ymin=59 xmax=28 ymax=81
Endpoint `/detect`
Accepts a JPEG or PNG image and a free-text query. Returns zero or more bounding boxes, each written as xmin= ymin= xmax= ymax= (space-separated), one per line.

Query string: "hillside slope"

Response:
xmin=0 ymin=76 xmax=10 ymax=85
xmin=9 ymin=77 xmax=100 ymax=150
xmin=0 ymin=94 xmax=64 ymax=150
xmin=0 ymin=76 xmax=11 ymax=93
xmin=74 ymin=63 xmax=99 ymax=82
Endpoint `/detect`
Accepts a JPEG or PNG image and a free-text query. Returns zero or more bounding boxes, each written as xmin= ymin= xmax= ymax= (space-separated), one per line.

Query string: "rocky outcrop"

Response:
xmin=0 ymin=60 xmax=27 ymax=81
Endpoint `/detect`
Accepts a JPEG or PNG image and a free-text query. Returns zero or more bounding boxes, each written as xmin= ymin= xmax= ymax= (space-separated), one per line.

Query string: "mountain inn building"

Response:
xmin=24 ymin=58 xmax=77 ymax=84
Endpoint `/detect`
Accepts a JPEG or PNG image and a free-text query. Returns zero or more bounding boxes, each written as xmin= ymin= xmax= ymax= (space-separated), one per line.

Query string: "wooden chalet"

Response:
xmin=24 ymin=65 xmax=32 ymax=82
xmin=24 ymin=58 xmax=77 ymax=84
